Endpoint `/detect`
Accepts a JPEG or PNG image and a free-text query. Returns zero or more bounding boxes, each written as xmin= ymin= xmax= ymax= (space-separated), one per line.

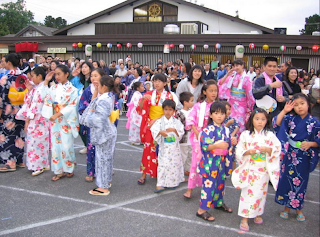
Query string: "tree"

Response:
xmin=300 ymin=14 xmax=320 ymax=35
xmin=44 ymin=15 xmax=67 ymax=29
xmin=0 ymin=0 xmax=34 ymax=36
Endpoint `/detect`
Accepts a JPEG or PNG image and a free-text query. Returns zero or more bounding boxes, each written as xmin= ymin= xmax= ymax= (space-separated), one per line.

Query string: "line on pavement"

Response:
xmin=116 ymin=141 xmax=143 ymax=151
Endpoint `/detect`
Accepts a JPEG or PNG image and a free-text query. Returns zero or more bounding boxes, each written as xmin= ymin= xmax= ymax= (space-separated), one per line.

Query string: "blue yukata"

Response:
xmin=273 ymin=114 xmax=320 ymax=210
xmin=224 ymin=116 xmax=240 ymax=162
xmin=197 ymin=124 xmax=233 ymax=210
xmin=79 ymin=84 xmax=95 ymax=177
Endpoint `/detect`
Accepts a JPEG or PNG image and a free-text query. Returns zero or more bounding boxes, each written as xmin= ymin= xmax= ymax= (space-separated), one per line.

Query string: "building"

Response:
xmin=0 ymin=0 xmax=319 ymax=70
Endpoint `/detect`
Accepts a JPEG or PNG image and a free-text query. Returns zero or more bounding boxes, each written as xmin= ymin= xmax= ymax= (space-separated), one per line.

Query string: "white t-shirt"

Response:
xmin=188 ymin=82 xmax=196 ymax=94
xmin=247 ymin=71 xmax=256 ymax=81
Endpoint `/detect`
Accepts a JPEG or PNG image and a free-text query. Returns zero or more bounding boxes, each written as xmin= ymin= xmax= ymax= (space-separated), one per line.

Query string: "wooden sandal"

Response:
xmin=51 ymin=173 xmax=67 ymax=181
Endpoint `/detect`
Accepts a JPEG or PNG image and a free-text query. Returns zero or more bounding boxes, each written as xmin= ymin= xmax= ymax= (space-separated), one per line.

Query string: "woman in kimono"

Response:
xmin=136 ymin=73 xmax=179 ymax=185
xmin=16 ymin=67 xmax=50 ymax=176
xmin=218 ymin=59 xmax=255 ymax=133
xmin=184 ymin=80 xmax=219 ymax=198
xmin=80 ymin=75 xmax=117 ymax=196
xmin=196 ymin=102 xmax=234 ymax=222
xmin=273 ymin=93 xmax=320 ymax=221
xmin=151 ymin=99 xmax=185 ymax=192
xmin=0 ymin=53 xmax=26 ymax=172
xmin=232 ymin=108 xmax=281 ymax=231
xmin=127 ymin=81 xmax=145 ymax=145
xmin=42 ymin=65 xmax=79 ymax=181
xmin=79 ymin=68 xmax=106 ymax=182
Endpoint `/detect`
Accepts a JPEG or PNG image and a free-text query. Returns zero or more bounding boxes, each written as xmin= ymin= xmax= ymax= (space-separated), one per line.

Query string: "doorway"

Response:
xmin=291 ymin=58 xmax=309 ymax=71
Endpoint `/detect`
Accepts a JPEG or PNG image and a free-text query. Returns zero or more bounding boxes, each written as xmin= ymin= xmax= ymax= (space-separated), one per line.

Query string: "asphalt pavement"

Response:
xmin=0 ymin=116 xmax=319 ymax=237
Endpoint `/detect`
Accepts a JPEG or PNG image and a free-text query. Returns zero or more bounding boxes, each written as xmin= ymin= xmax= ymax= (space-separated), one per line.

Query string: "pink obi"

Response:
xmin=213 ymin=149 xmax=228 ymax=156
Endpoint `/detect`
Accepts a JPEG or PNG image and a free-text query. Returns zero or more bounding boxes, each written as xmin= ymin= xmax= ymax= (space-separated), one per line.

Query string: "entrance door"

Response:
xmin=291 ymin=58 xmax=309 ymax=71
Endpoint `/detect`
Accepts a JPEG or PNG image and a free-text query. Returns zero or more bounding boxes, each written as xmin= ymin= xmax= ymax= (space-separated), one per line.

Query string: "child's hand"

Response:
xmin=45 ymin=71 xmax=55 ymax=84
xmin=149 ymin=118 xmax=158 ymax=127
xmin=300 ymin=142 xmax=312 ymax=151
xmin=231 ymin=137 xmax=237 ymax=146
xmin=225 ymin=119 xmax=234 ymax=127
xmin=217 ymin=141 xmax=229 ymax=150
xmin=257 ymin=146 xmax=272 ymax=155
xmin=159 ymin=130 xmax=168 ymax=137
xmin=195 ymin=130 xmax=200 ymax=140
xmin=166 ymin=128 xmax=176 ymax=133
xmin=283 ymin=100 xmax=294 ymax=113
xmin=143 ymin=94 xmax=152 ymax=100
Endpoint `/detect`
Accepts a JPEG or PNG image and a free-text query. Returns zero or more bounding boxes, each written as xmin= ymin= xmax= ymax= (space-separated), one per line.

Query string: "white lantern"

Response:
xmin=235 ymin=45 xmax=244 ymax=59
xmin=179 ymin=44 xmax=184 ymax=52
xmin=85 ymin=44 xmax=92 ymax=57
xmin=203 ymin=44 xmax=209 ymax=50
xmin=137 ymin=42 xmax=143 ymax=48
xmin=296 ymin=45 xmax=302 ymax=51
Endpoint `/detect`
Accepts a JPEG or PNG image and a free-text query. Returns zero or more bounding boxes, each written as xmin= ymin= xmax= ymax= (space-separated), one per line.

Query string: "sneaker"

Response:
xmin=32 ymin=169 xmax=44 ymax=176
xmin=79 ymin=147 xmax=87 ymax=154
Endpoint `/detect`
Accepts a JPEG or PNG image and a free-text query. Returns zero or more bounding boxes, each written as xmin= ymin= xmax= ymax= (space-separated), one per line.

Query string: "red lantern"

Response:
xmin=126 ymin=43 xmax=132 ymax=48
xmin=169 ymin=44 xmax=175 ymax=49
xmin=312 ymin=45 xmax=319 ymax=52
xmin=117 ymin=43 xmax=122 ymax=49
xmin=249 ymin=43 xmax=255 ymax=49
xmin=72 ymin=43 xmax=77 ymax=49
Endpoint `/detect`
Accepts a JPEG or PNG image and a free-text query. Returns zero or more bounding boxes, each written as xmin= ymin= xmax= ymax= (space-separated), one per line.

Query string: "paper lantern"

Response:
xmin=179 ymin=44 xmax=184 ymax=52
xmin=169 ymin=43 xmax=175 ymax=49
xmin=312 ymin=45 xmax=319 ymax=52
xmin=280 ymin=45 xmax=286 ymax=52
xmin=116 ymin=43 xmax=122 ymax=49
xmin=137 ymin=42 xmax=143 ymax=48
xmin=96 ymin=42 xmax=101 ymax=48
xmin=190 ymin=44 xmax=196 ymax=50
xmin=77 ymin=42 xmax=83 ymax=48
xmin=85 ymin=44 xmax=92 ymax=57
xmin=72 ymin=43 xmax=77 ymax=49
xmin=203 ymin=44 xmax=209 ymax=50
xmin=163 ymin=44 xmax=170 ymax=54
xmin=262 ymin=44 xmax=269 ymax=50
xmin=249 ymin=43 xmax=255 ymax=49
xmin=215 ymin=43 xmax=221 ymax=53
xmin=126 ymin=43 xmax=132 ymax=48
xmin=107 ymin=43 xmax=112 ymax=53
xmin=296 ymin=45 xmax=302 ymax=51
xmin=235 ymin=45 xmax=244 ymax=59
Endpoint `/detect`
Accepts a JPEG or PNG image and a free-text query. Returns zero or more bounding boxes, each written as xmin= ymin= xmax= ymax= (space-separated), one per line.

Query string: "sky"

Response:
xmin=1 ymin=0 xmax=319 ymax=35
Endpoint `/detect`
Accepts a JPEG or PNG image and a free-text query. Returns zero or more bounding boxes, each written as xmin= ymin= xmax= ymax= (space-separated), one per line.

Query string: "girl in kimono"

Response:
xmin=218 ymin=59 xmax=255 ymax=133
xmin=137 ymin=73 xmax=179 ymax=185
xmin=151 ymin=99 xmax=185 ymax=192
xmin=127 ymin=81 xmax=145 ymax=145
xmin=80 ymin=75 xmax=117 ymax=196
xmin=42 ymin=65 xmax=79 ymax=181
xmin=79 ymin=68 xmax=106 ymax=182
xmin=16 ymin=67 xmax=50 ymax=176
xmin=273 ymin=93 xmax=320 ymax=221
xmin=184 ymin=79 xmax=219 ymax=198
xmin=196 ymin=102 xmax=234 ymax=222
xmin=232 ymin=108 xmax=281 ymax=231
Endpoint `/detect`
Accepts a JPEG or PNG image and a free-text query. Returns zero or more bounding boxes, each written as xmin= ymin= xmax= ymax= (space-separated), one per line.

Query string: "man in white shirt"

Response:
xmin=246 ymin=66 xmax=256 ymax=81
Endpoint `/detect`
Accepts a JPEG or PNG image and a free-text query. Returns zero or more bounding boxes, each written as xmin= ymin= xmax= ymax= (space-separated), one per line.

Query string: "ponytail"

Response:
xmin=100 ymin=75 xmax=119 ymax=94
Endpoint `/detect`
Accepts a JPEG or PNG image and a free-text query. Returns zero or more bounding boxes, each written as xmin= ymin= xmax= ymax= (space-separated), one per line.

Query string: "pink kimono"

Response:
xmin=219 ymin=73 xmax=255 ymax=133
xmin=185 ymin=100 xmax=213 ymax=189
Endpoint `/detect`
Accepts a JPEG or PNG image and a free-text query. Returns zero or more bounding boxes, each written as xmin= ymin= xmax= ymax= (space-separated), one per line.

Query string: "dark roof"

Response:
xmin=15 ymin=24 xmax=58 ymax=37
xmin=53 ymin=0 xmax=273 ymax=35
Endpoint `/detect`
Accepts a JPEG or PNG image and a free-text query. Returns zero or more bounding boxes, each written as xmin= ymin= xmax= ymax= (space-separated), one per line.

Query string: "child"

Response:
xmin=273 ymin=93 xmax=319 ymax=221
xmin=175 ymin=91 xmax=194 ymax=176
xmin=223 ymin=101 xmax=240 ymax=138
xmin=232 ymin=108 xmax=281 ymax=231
xmin=184 ymin=79 xmax=218 ymax=198
xmin=79 ymin=68 xmax=106 ymax=182
xmin=80 ymin=75 xmax=118 ymax=196
xmin=151 ymin=99 xmax=185 ymax=192
xmin=196 ymin=102 xmax=234 ymax=222
xmin=127 ymin=81 xmax=144 ymax=145
xmin=16 ymin=67 xmax=50 ymax=176
xmin=42 ymin=65 xmax=79 ymax=181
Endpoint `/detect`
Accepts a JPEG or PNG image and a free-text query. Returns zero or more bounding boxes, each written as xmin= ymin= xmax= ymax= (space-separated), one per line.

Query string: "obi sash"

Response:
xmin=230 ymin=87 xmax=246 ymax=98
xmin=109 ymin=109 xmax=119 ymax=124
xmin=288 ymin=138 xmax=302 ymax=149
xmin=251 ymin=153 xmax=266 ymax=162
xmin=213 ymin=149 xmax=228 ymax=156
xmin=8 ymin=87 xmax=27 ymax=105
xmin=53 ymin=103 xmax=63 ymax=114
xmin=150 ymin=105 xmax=163 ymax=120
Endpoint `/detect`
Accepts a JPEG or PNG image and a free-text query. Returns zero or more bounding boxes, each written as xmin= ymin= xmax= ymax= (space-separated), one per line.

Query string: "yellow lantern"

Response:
xmin=262 ymin=44 xmax=269 ymax=51
xmin=77 ymin=42 xmax=83 ymax=48
xmin=96 ymin=42 xmax=102 ymax=48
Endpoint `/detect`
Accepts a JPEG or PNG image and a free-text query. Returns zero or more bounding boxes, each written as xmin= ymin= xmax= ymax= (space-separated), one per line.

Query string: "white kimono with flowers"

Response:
xmin=151 ymin=116 xmax=185 ymax=187
xmin=128 ymin=91 xmax=142 ymax=143
xmin=232 ymin=130 xmax=281 ymax=218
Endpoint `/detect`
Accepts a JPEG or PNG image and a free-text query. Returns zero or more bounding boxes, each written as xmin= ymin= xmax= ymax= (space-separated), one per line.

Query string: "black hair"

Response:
xmin=5 ymin=53 xmax=22 ymax=67
xmin=162 ymin=99 xmax=176 ymax=110
xmin=133 ymin=81 xmax=143 ymax=91
xmin=153 ymin=73 xmax=170 ymax=91
xmin=100 ymin=75 xmax=119 ymax=94
xmin=80 ymin=62 xmax=94 ymax=85
xmin=56 ymin=64 xmax=70 ymax=77
xmin=233 ymin=59 xmax=245 ymax=66
xmin=47 ymin=55 xmax=53 ymax=59
xmin=135 ymin=67 xmax=142 ymax=76
xmin=179 ymin=91 xmax=194 ymax=105
xmin=91 ymin=68 xmax=106 ymax=78
xmin=198 ymin=79 xmax=219 ymax=102
xmin=207 ymin=102 xmax=226 ymax=125
xmin=291 ymin=93 xmax=311 ymax=115
xmin=75 ymin=57 xmax=80 ymax=61
xmin=188 ymin=65 xmax=204 ymax=85
xmin=221 ymin=100 xmax=231 ymax=108
xmin=184 ymin=62 xmax=192 ymax=74
xmin=264 ymin=57 xmax=278 ymax=66
xmin=285 ymin=67 xmax=298 ymax=83
xmin=32 ymin=66 xmax=46 ymax=80
xmin=92 ymin=60 xmax=101 ymax=68
xmin=246 ymin=108 xmax=272 ymax=135
xmin=51 ymin=60 xmax=59 ymax=67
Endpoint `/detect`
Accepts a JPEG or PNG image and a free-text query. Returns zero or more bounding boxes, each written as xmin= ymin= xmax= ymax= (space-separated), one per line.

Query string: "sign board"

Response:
xmin=0 ymin=48 xmax=9 ymax=54
xmin=47 ymin=48 xmax=67 ymax=53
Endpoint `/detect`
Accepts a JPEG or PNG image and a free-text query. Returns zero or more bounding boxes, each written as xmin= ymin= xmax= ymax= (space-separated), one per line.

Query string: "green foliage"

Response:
xmin=44 ymin=15 xmax=67 ymax=29
xmin=0 ymin=0 xmax=34 ymax=36
xmin=300 ymin=14 xmax=320 ymax=35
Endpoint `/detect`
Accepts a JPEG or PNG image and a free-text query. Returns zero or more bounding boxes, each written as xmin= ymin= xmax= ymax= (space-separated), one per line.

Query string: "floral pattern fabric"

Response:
xmin=128 ymin=91 xmax=142 ymax=144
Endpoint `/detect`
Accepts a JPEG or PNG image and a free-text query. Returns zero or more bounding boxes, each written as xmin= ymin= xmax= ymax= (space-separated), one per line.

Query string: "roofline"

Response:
xmin=15 ymin=24 xmax=57 ymax=37
xmin=53 ymin=0 xmax=274 ymax=36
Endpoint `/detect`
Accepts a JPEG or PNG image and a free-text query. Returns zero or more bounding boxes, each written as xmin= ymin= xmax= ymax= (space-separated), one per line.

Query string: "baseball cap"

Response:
xmin=28 ymin=59 xmax=35 ymax=63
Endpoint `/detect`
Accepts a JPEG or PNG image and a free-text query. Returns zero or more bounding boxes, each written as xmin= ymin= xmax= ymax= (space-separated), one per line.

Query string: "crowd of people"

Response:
xmin=0 ymin=53 xmax=319 ymax=232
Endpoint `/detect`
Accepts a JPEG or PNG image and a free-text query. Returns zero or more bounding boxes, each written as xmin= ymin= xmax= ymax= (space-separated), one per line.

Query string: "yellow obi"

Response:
xmin=8 ymin=88 xmax=27 ymax=105
xmin=251 ymin=153 xmax=266 ymax=162
xmin=109 ymin=109 xmax=119 ymax=124
xmin=149 ymin=105 xmax=163 ymax=120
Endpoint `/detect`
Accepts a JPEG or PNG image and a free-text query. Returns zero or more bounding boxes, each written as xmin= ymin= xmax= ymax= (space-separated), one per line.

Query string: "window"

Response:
xmin=133 ymin=1 xmax=178 ymax=22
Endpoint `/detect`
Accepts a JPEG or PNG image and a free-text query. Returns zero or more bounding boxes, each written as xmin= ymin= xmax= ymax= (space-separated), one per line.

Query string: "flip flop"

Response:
xmin=214 ymin=203 xmax=233 ymax=213
xmin=296 ymin=214 xmax=305 ymax=222
xmin=0 ymin=165 xmax=16 ymax=172
xmin=85 ymin=176 xmax=94 ymax=182
xmin=254 ymin=217 xmax=263 ymax=224
xmin=89 ymin=188 xmax=110 ymax=196
xmin=280 ymin=211 xmax=289 ymax=220
xmin=66 ymin=172 xmax=74 ymax=178
xmin=240 ymin=222 xmax=249 ymax=231
xmin=16 ymin=163 xmax=25 ymax=168
xmin=196 ymin=211 xmax=215 ymax=222
xmin=51 ymin=173 xmax=67 ymax=181
xmin=137 ymin=178 xmax=146 ymax=185
xmin=165 ymin=187 xmax=176 ymax=190
xmin=154 ymin=188 xmax=166 ymax=193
